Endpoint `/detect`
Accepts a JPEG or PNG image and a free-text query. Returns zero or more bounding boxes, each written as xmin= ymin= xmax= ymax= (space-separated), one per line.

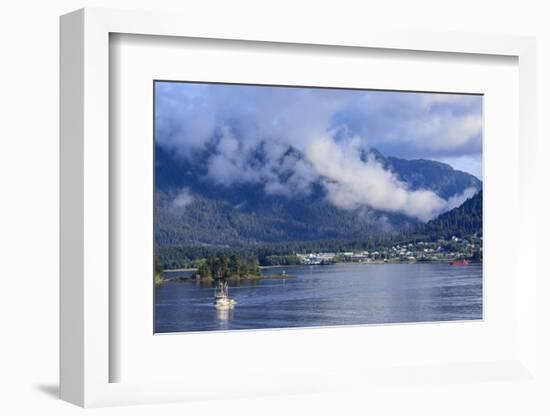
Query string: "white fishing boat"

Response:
xmin=214 ymin=281 xmax=236 ymax=310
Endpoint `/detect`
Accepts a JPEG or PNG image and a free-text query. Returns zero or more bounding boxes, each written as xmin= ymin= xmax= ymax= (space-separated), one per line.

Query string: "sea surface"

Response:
xmin=155 ymin=262 xmax=482 ymax=333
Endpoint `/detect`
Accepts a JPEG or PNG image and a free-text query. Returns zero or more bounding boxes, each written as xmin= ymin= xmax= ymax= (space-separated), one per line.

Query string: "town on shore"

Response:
xmin=155 ymin=234 xmax=482 ymax=285
xmin=295 ymin=235 xmax=482 ymax=265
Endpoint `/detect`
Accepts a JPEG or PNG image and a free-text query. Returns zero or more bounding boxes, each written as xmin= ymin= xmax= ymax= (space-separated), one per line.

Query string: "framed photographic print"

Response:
xmin=153 ymin=81 xmax=484 ymax=334
xmin=60 ymin=8 xmax=538 ymax=407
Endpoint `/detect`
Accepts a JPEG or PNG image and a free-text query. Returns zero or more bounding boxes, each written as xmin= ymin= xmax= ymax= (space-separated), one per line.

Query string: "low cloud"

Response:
xmin=307 ymin=137 xmax=448 ymax=221
xmin=156 ymin=83 xmax=482 ymax=221
xmin=307 ymin=138 xmax=478 ymax=221
xmin=445 ymin=187 xmax=478 ymax=211
xmin=171 ymin=188 xmax=194 ymax=211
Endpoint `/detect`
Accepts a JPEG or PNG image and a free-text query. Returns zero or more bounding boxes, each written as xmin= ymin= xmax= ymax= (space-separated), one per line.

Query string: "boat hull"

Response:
xmin=449 ymin=260 xmax=470 ymax=266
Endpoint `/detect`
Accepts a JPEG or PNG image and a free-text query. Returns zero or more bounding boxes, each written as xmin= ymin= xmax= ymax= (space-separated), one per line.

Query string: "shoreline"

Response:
xmin=163 ymin=267 xmax=197 ymax=273
xmin=163 ymin=260 xmax=482 ymax=273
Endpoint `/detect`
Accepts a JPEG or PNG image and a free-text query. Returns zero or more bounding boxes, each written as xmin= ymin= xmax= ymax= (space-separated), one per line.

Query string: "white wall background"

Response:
xmin=0 ymin=1 xmax=548 ymax=415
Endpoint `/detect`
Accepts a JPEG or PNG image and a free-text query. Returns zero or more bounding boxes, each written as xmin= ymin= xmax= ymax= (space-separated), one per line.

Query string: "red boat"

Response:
xmin=449 ymin=260 xmax=470 ymax=266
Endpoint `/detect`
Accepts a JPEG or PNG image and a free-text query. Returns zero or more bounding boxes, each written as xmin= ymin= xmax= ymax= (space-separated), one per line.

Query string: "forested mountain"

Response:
xmin=369 ymin=148 xmax=481 ymax=199
xmin=156 ymin=190 xmax=482 ymax=268
xmin=411 ymin=190 xmax=483 ymax=240
xmin=155 ymin=145 xmax=482 ymax=249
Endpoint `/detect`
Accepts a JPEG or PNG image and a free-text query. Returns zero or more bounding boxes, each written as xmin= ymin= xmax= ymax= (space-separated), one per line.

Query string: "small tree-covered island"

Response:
xmin=154 ymin=81 xmax=483 ymax=333
xmin=196 ymin=255 xmax=261 ymax=281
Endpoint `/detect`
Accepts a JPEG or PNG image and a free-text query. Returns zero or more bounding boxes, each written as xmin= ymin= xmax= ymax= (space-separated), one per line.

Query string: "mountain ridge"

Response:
xmin=155 ymin=145 xmax=482 ymax=248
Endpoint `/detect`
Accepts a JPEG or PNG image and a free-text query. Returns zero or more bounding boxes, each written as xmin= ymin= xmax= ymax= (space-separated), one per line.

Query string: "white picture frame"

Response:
xmin=60 ymin=7 xmax=537 ymax=407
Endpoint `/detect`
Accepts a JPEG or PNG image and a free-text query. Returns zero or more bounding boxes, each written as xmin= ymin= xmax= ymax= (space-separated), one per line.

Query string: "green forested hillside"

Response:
xmin=156 ymin=190 xmax=482 ymax=269
xmin=155 ymin=145 xmax=481 ymax=249
xmin=407 ymin=191 xmax=482 ymax=241
xmin=155 ymin=190 xmax=415 ymax=248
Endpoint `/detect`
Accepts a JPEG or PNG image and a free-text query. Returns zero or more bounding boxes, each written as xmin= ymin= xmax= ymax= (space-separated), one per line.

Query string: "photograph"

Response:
xmin=153 ymin=81 xmax=483 ymax=333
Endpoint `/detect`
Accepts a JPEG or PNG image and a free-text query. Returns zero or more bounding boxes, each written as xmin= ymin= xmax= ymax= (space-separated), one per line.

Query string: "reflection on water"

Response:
xmin=215 ymin=308 xmax=234 ymax=332
xmin=216 ymin=308 xmax=232 ymax=321
xmin=155 ymin=263 xmax=482 ymax=333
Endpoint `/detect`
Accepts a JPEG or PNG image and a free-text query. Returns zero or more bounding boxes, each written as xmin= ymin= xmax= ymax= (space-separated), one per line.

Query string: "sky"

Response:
xmin=155 ymin=82 xmax=482 ymax=221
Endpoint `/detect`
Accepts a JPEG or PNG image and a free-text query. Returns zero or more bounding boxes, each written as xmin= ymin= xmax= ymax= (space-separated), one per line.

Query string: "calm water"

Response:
xmin=155 ymin=263 xmax=482 ymax=333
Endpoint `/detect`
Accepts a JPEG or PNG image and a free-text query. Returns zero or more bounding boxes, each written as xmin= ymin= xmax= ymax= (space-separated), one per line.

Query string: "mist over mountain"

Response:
xmin=155 ymin=145 xmax=481 ymax=248
xmin=414 ymin=190 xmax=483 ymax=239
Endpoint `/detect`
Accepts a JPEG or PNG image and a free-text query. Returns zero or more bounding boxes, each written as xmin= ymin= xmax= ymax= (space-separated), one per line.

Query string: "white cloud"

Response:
xmin=156 ymin=83 xmax=482 ymax=220
xmin=417 ymin=93 xmax=481 ymax=109
xmin=445 ymin=187 xmax=478 ymax=211
xmin=306 ymin=137 xmax=448 ymax=221
xmin=400 ymin=112 xmax=482 ymax=150
xmin=156 ymin=85 xmax=483 ymax=163
xmin=305 ymin=138 xmax=480 ymax=221
xmin=171 ymin=188 xmax=194 ymax=210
